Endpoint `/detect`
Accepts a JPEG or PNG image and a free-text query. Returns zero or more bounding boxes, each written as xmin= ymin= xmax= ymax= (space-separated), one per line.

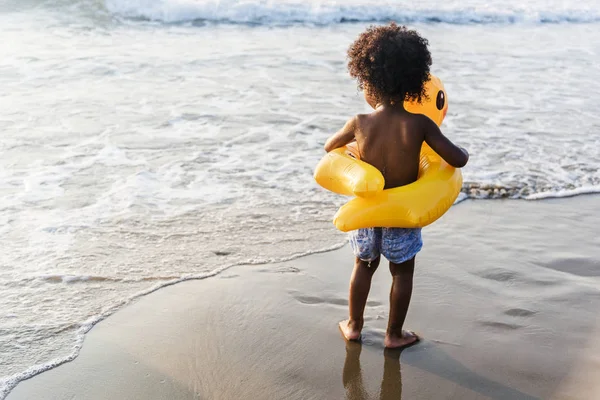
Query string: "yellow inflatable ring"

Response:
xmin=314 ymin=75 xmax=463 ymax=231
xmin=313 ymin=143 xmax=384 ymax=198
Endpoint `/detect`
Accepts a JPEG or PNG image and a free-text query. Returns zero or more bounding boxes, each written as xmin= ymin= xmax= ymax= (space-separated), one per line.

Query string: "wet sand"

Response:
xmin=7 ymin=196 xmax=600 ymax=400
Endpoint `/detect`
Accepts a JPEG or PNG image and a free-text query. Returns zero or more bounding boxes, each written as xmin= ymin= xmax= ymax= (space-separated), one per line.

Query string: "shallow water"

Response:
xmin=1 ymin=0 xmax=600 ymax=397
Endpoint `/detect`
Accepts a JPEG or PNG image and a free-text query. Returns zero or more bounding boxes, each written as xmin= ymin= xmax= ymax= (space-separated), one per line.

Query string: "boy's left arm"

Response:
xmin=324 ymin=116 xmax=357 ymax=152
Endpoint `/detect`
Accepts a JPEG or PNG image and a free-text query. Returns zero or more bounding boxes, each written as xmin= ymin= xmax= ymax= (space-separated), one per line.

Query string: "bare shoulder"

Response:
xmin=354 ymin=113 xmax=371 ymax=134
xmin=355 ymin=113 xmax=370 ymax=125
xmin=410 ymin=112 xmax=437 ymax=130
xmin=345 ymin=114 xmax=367 ymax=131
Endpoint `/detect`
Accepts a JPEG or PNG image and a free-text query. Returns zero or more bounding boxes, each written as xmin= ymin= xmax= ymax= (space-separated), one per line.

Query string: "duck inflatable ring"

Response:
xmin=314 ymin=75 xmax=463 ymax=232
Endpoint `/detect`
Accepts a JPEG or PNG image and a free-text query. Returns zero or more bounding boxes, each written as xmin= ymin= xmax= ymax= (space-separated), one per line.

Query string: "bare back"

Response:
xmin=354 ymin=108 xmax=425 ymax=189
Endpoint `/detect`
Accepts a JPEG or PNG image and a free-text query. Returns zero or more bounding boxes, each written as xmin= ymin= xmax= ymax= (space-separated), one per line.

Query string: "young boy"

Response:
xmin=324 ymin=24 xmax=469 ymax=349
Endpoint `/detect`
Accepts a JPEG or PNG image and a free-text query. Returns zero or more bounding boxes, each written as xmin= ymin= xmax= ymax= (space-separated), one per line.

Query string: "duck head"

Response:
xmin=404 ymin=74 xmax=448 ymax=127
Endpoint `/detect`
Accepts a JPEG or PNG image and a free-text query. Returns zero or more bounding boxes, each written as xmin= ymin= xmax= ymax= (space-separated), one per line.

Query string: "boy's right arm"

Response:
xmin=421 ymin=116 xmax=469 ymax=168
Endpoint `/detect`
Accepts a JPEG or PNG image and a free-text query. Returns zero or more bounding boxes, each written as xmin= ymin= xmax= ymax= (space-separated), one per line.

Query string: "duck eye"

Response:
xmin=436 ymin=91 xmax=445 ymax=110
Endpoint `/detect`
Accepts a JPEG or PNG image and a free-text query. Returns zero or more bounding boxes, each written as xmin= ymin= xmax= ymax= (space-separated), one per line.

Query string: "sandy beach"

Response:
xmin=6 ymin=196 xmax=599 ymax=400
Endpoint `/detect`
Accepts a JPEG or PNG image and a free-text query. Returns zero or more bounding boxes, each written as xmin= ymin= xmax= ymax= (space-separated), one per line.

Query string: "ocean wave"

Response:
xmin=462 ymin=183 xmax=600 ymax=201
xmin=103 ymin=0 xmax=600 ymax=25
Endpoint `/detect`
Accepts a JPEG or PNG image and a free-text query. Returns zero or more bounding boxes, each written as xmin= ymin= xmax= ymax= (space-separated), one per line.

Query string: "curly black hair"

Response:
xmin=347 ymin=23 xmax=432 ymax=104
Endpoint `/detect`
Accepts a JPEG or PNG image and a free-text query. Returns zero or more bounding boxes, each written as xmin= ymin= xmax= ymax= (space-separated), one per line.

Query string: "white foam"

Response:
xmin=34 ymin=274 xmax=189 ymax=284
xmin=104 ymin=0 xmax=600 ymax=24
xmin=95 ymin=145 xmax=147 ymax=167
xmin=525 ymin=186 xmax=600 ymax=200
xmin=454 ymin=192 xmax=469 ymax=204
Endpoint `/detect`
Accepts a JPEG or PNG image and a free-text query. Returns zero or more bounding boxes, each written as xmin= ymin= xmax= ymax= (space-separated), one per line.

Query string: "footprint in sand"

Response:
xmin=476 ymin=269 xmax=560 ymax=287
xmin=219 ymin=274 xmax=239 ymax=279
xmin=257 ymin=265 xmax=301 ymax=274
xmin=479 ymin=321 xmax=524 ymax=331
xmin=504 ymin=308 xmax=537 ymax=317
xmin=476 ymin=268 xmax=521 ymax=282
xmin=290 ymin=292 xmax=382 ymax=307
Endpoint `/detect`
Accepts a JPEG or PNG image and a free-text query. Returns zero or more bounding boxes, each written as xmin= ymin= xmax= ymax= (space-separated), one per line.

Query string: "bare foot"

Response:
xmin=384 ymin=330 xmax=419 ymax=349
xmin=338 ymin=319 xmax=362 ymax=341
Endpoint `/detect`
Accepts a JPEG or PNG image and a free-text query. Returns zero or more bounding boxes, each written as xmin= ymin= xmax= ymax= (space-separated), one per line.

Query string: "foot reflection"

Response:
xmin=380 ymin=348 xmax=403 ymax=400
xmin=343 ymin=342 xmax=404 ymax=400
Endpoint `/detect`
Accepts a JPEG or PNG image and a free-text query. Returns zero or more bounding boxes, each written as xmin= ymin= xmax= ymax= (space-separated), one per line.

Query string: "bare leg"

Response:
xmin=339 ymin=256 xmax=380 ymax=341
xmin=384 ymin=257 xmax=419 ymax=349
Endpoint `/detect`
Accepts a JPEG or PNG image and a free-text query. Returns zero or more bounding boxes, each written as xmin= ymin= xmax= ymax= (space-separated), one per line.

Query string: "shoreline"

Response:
xmin=0 ymin=241 xmax=348 ymax=400
xmin=6 ymin=195 xmax=600 ymax=400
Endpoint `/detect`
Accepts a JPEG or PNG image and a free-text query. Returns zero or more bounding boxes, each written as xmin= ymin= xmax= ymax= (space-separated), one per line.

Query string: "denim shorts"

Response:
xmin=348 ymin=227 xmax=422 ymax=264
